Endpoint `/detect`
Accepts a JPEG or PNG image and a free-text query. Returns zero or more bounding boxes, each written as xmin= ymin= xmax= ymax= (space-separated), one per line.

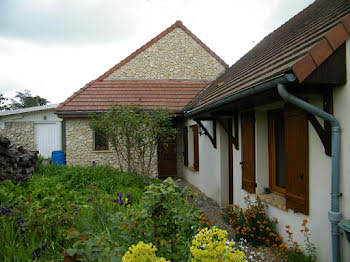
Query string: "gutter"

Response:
xmin=277 ymin=82 xmax=342 ymax=262
xmin=185 ymin=73 xmax=295 ymax=117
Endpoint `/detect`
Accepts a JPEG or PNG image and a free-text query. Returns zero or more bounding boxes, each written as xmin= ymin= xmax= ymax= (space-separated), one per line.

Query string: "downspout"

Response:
xmin=277 ymin=82 xmax=342 ymax=262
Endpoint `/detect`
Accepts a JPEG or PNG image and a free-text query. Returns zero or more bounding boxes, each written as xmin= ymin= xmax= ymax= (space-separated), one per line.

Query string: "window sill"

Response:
xmin=187 ymin=166 xmax=198 ymax=172
xmin=257 ymin=193 xmax=287 ymax=211
xmin=92 ymin=150 xmax=112 ymax=153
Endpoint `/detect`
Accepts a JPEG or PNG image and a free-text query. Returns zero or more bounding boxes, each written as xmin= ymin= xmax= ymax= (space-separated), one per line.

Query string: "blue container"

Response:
xmin=51 ymin=150 xmax=66 ymax=165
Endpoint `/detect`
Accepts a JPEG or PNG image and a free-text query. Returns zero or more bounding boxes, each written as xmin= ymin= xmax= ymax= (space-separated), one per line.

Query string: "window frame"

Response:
xmin=268 ymin=110 xmax=287 ymax=197
xmin=94 ymin=132 xmax=109 ymax=151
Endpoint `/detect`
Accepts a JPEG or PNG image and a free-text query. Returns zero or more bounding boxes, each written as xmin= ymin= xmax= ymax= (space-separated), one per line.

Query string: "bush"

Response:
xmin=222 ymin=196 xmax=281 ymax=247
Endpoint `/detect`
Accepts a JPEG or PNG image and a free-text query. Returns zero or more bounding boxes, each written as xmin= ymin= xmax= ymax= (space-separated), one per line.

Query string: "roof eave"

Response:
xmin=184 ymin=73 xmax=296 ymax=118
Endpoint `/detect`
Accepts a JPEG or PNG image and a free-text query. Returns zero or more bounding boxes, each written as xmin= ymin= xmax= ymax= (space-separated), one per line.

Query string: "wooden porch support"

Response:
xmin=194 ymin=119 xmax=217 ymax=148
xmin=307 ymin=90 xmax=333 ymax=156
xmin=213 ymin=113 xmax=239 ymax=150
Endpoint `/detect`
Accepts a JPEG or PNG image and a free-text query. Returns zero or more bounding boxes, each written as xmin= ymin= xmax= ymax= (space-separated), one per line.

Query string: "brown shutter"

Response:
xmin=284 ymin=106 xmax=309 ymax=215
xmin=241 ymin=112 xmax=256 ymax=193
xmin=192 ymin=125 xmax=199 ymax=171
xmin=183 ymin=127 xmax=188 ymax=167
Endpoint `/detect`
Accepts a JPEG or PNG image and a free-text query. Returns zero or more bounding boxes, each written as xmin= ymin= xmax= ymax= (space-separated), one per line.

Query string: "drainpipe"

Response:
xmin=277 ymin=82 xmax=342 ymax=262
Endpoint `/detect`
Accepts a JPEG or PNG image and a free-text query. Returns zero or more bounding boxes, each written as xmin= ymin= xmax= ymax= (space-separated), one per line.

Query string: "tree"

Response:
xmin=9 ymin=90 xmax=49 ymax=109
xmin=0 ymin=93 xmax=9 ymax=111
xmin=89 ymin=105 xmax=177 ymax=177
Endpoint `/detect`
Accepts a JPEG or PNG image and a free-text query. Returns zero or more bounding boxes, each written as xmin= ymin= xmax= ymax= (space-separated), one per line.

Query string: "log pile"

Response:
xmin=0 ymin=135 xmax=39 ymax=182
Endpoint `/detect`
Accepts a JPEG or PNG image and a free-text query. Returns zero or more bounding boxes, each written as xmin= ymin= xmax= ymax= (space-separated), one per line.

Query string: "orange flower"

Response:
xmin=285 ymin=225 xmax=290 ymax=229
xmin=293 ymin=241 xmax=299 ymax=246
xmin=305 ymin=227 xmax=309 ymax=232
xmin=303 ymin=219 xmax=308 ymax=224
xmin=273 ymin=218 xmax=279 ymax=223
xmin=266 ymin=227 xmax=271 ymax=231
xmin=288 ymin=232 xmax=293 ymax=236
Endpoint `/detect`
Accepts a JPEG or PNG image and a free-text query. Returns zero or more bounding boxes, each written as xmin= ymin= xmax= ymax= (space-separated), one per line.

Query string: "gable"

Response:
xmin=105 ymin=27 xmax=226 ymax=81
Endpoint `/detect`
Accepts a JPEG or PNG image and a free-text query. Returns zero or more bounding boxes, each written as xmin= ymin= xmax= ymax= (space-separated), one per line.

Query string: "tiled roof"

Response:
xmin=188 ymin=0 xmax=350 ymax=112
xmin=55 ymin=81 xmax=210 ymax=112
xmin=96 ymin=20 xmax=228 ymax=81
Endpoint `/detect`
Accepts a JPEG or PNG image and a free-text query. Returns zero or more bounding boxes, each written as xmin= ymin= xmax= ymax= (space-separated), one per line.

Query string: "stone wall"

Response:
xmin=65 ymin=118 xmax=158 ymax=176
xmin=0 ymin=122 xmax=35 ymax=150
xmin=105 ymin=28 xmax=225 ymax=81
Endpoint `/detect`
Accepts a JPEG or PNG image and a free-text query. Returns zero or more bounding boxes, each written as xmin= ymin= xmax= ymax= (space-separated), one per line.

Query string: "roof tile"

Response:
xmin=341 ymin=14 xmax=350 ymax=33
xmin=324 ymin=23 xmax=350 ymax=50
xmin=309 ymin=38 xmax=333 ymax=66
xmin=292 ymin=54 xmax=317 ymax=83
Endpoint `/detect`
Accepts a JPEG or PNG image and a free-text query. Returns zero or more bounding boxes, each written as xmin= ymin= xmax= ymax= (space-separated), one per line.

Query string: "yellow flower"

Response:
xmin=122 ymin=241 xmax=169 ymax=262
xmin=190 ymin=228 xmax=247 ymax=261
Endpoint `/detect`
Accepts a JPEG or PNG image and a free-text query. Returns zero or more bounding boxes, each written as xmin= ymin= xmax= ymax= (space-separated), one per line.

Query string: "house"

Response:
xmin=55 ymin=21 xmax=228 ymax=176
xmin=0 ymin=104 xmax=63 ymax=158
xmin=183 ymin=0 xmax=350 ymax=261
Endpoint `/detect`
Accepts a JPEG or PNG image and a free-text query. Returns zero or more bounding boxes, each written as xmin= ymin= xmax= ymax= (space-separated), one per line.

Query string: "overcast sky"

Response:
xmin=0 ymin=0 xmax=315 ymax=104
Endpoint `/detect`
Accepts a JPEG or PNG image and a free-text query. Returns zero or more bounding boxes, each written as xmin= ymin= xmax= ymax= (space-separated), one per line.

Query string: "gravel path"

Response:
xmin=177 ymin=179 xmax=281 ymax=262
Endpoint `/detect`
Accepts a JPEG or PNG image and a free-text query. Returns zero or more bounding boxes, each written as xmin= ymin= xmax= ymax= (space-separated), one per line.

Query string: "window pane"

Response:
xmin=95 ymin=132 xmax=109 ymax=150
xmin=275 ymin=112 xmax=286 ymax=188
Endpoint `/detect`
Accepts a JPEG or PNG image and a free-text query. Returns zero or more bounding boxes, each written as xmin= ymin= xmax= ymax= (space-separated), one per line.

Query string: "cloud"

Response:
xmin=0 ymin=0 xmax=146 ymax=45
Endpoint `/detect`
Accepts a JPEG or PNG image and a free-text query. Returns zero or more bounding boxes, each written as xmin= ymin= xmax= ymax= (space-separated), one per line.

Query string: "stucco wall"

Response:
xmin=0 ymin=122 xmax=35 ymax=150
xmin=65 ymin=118 xmax=158 ymax=176
xmin=183 ymin=119 xmax=229 ymax=206
xmin=105 ymin=28 xmax=225 ymax=81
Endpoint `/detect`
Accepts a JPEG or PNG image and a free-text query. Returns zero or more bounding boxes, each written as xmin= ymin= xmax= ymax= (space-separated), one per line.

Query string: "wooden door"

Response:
xmin=158 ymin=138 xmax=177 ymax=178
xmin=241 ymin=112 xmax=256 ymax=193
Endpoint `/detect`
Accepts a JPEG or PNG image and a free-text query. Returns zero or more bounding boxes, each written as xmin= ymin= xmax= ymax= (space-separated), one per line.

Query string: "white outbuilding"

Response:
xmin=0 ymin=104 xmax=63 ymax=158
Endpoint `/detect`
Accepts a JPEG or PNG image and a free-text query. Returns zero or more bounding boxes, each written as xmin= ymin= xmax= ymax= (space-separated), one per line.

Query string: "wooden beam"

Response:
xmin=215 ymin=116 xmax=239 ymax=150
xmin=195 ymin=120 xmax=217 ymax=148
xmin=323 ymin=90 xmax=333 ymax=156
xmin=307 ymin=114 xmax=331 ymax=156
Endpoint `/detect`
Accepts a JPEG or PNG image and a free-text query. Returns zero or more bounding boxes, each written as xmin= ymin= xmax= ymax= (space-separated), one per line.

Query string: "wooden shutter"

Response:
xmin=241 ymin=112 xmax=256 ymax=193
xmin=192 ymin=125 xmax=199 ymax=171
xmin=284 ymin=106 xmax=309 ymax=215
xmin=183 ymin=127 xmax=188 ymax=167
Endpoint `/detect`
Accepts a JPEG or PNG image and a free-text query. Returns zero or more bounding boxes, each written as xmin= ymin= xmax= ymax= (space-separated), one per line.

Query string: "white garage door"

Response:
xmin=34 ymin=123 xmax=61 ymax=158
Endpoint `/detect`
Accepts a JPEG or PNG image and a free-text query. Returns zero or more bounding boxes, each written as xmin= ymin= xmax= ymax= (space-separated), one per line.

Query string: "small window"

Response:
xmin=268 ymin=110 xmax=286 ymax=196
xmin=191 ymin=125 xmax=199 ymax=171
xmin=94 ymin=132 xmax=109 ymax=151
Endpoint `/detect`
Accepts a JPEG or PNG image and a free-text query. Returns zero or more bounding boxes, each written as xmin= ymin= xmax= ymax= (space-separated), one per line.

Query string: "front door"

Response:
xmin=158 ymin=138 xmax=177 ymax=178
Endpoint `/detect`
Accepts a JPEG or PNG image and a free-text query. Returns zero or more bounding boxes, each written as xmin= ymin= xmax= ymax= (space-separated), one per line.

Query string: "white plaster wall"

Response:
xmin=230 ymin=40 xmax=350 ymax=262
xmin=183 ymin=119 xmax=226 ymax=205
xmin=183 ymin=119 xmax=231 ymax=206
